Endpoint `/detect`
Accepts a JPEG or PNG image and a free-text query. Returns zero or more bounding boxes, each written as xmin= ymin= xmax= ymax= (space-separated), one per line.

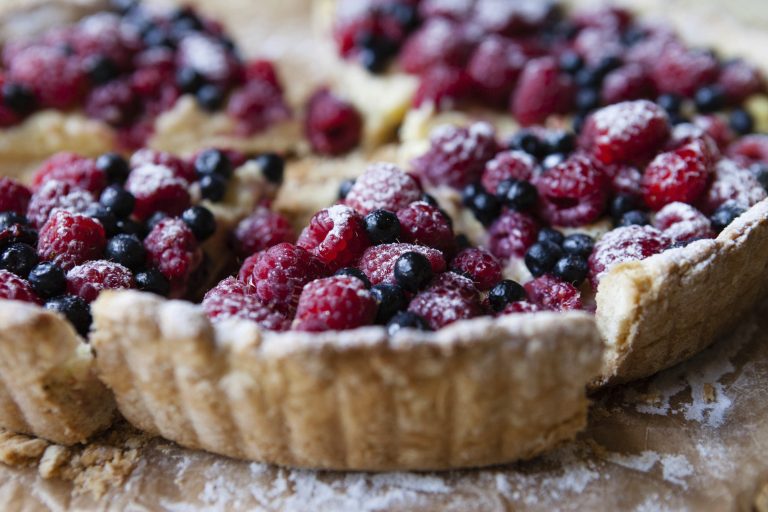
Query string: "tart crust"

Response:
xmin=90 ymin=290 xmax=601 ymax=470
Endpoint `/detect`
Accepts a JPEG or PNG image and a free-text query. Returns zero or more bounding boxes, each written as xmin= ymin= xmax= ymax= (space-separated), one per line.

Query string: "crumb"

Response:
xmin=0 ymin=431 xmax=49 ymax=466
xmin=703 ymin=383 xmax=716 ymax=403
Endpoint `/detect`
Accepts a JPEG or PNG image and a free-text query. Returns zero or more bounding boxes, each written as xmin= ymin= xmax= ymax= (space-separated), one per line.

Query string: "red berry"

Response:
xmin=27 ymin=180 xmax=95 ymax=228
xmin=642 ymin=139 xmax=713 ymax=210
xmin=588 ymin=225 xmax=670 ymax=288
xmin=66 ymin=260 xmax=134 ymax=303
xmin=717 ymin=59 xmax=765 ymax=104
xmin=407 ymin=287 xmax=482 ymax=330
xmin=305 ymin=88 xmax=362 ymax=156
xmin=651 ymin=46 xmax=719 ymax=97
xmin=420 ymin=0 xmax=474 ymax=20
xmin=501 ymin=300 xmax=540 ymax=314
xmin=572 ymin=27 xmax=624 ymax=67
xmin=653 ymin=202 xmax=713 ymax=243
xmin=176 ymin=34 xmax=242 ymax=88
xmin=692 ymin=115 xmax=734 ymax=152
xmin=472 ymin=0 xmax=558 ymax=34
xmin=231 ymin=206 xmax=296 ymax=258
xmin=244 ymin=59 xmax=281 ymax=89
xmin=412 ymin=64 xmax=474 ymax=109
xmin=427 ymin=271 xmax=479 ymax=302
xmin=202 ymin=277 xmax=290 ymax=331
xmin=294 ymin=275 xmax=377 ymax=332
xmin=524 ymin=275 xmax=582 ymax=312
xmin=396 ymin=201 xmax=455 ymax=254
xmin=84 ymin=79 xmax=139 ymax=127
xmin=487 ymin=210 xmax=539 ymax=260
xmin=124 ymin=164 xmax=191 ymax=221
xmin=450 ymin=247 xmax=502 ymax=291
xmin=510 ymin=57 xmax=574 ymax=126
xmin=535 ymin=153 xmax=608 ymax=226
xmin=129 ymin=149 xmax=196 ymax=184
xmin=7 ymin=46 xmax=87 ymax=109
xmin=727 ymin=134 xmax=768 ymax=164
xmin=70 ymin=12 xmax=138 ymax=69
xmin=38 ymin=210 xmax=106 ymax=271
xmin=358 ymin=243 xmax=446 ymax=286
xmin=143 ymin=218 xmax=202 ymax=294
xmin=481 ymin=150 xmax=536 ymax=194
xmin=600 ymin=63 xmax=655 ymax=105
xmin=467 ymin=36 xmax=526 ymax=107
xmin=0 ymin=269 xmax=40 ymax=304
xmin=227 ymin=80 xmax=290 ymax=136
xmin=399 ymin=19 xmax=471 ymax=74
xmin=601 ymin=163 xmax=643 ymax=197
xmin=345 ymin=163 xmax=423 ymax=215
xmin=0 ymin=177 xmax=31 ymax=214
xmin=698 ymin=158 xmax=767 ymax=214
xmin=297 ymin=205 xmax=369 ymax=271
xmin=32 ymin=153 xmax=106 ymax=195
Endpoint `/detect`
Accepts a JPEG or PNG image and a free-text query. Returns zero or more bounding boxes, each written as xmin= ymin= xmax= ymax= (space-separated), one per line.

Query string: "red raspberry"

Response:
xmin=420 ymin=0 xmax=474 ymax=20
xmin=66 ymin=260 xmax=134 ymax=303
xmin=345 ymin=163 xmax=422 ymax=215
xmin=231 ymin=206 xmax=296 ymax=258
xmin=411 ymin=122 xmax=499 ymax=189
xmin=467 ymin=36 xmax=526 ymax=107
xmin=305 ymin=88 xmax=362 ymax=156
xmin=0 ymin=102 xmax=22 ymax=128
xmin=124 ymin=164 xmax=191 ymax=221
xmin=535 ymin=153 xmax=608 ymax=226
xmin=667 ymin=124 xmax=720 ymax=163
xmin=70 ymin=12 xmax=138 ymax=69
xmin=717 ymin=59 xmax=765 ymax=104
xmin=472 ymin=0 xmax=558 ymax=34
xmin=698 ymin=158 xmax=767 ymax=214
xmin=7 ymin=46 xmax=87 ymax=109
xmin=129 ymin=149 xmax=196 ymax=184
xmin=244 ymin=59 xmax=281 ymax=89
xmin=398 ymin=19 xmax=471 ymax=74
xmin=396 ymin=201 xmax=455 ymax=254
xmin=572 ymin=26 xmax=624 ymax=67
xmin=297 ymin=205 xmax=369 ymax=271
xmin=524 ymin=275 xmax=582 ymax=312
xmin=143 ymin=218 xmax=202 ymax=294
xmin=0 ymin=177 xmax=31 ymax=214
xmin=487 ymin=210 xmax=539 ymax=260
xmin=240 ymin=243 xmax=326 ymax=315
xmin=294 ymin=275 xmax=377 ymax=332
xmin=642 ymin=139 xmax=713 ymax=210
xmin=651 ymin=46 xmax=719 ymax=97
xmin=116 ymin=119 xmax=157 ymax=152
xmin=692 ymin=115 xmax=734 ymax=152
xmin=481 ymin=150 xmax=536 ymax=194
xmin=358 ymin=243 xmax=447 ymax=286
xmin=653 ymin=202 xmax=713 ymax=243
xmin=450 ymin=247 xmax=502 ymax=291
xmin=27 ymin=180 xmax=95 ymax=228
xmin=31 ymin=153 xmax=105 ymax=195
xmin=202 ymin=277 xmax=290 ymax=331
xmin=601 ymin=163 xmax=643 ymax=197
xmin=407 ymin=286 xmax=482 ymax=330
xmin=600 ymin=64 xmax=655 ymax=105
xmin=38 ymin=210 xmax=106 ymax=271
xmin=177 ymin=34 xmax=242 ymax=88
xmin=412 ymin=64 xmax=474 ymax=109
xmin=579 ymin=100 xmax=670 ymax=165
xmin=501 ymin=300 xmax=540 ymax=315
xmin=588 ymin=225 xmax=670 ymax=288
xmin=227 ymin=80 xmax=290 ymax=136
xmin=332 ymin=6 xmax=407 ymax=58
xmin=84 ymin=80 xmax=139 ymax=127
xmin=0 ymin=269 xmax=40 ymax=304
xmin=427 ymin=271 xmax=479 ymax=301
xmin=510 ymin=57 xmax=574 ymax=126
xmin=727 ymin=134 xmax=768 ymax=164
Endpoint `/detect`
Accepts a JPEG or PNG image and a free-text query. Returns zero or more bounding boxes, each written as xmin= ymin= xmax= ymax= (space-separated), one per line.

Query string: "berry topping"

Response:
xmin=523 ymin=275 xmax=582 ymax=312
xmin=488 ymin=279 xmax=526 ymax=312
xmin=552 ymin=254 xmax=589 ymax=285
xmin=99 ymin=185 xmax=135 ymax=219
xmin=345 ymin=163 xmax=422 ymax=215
xmin=44 ymin=295 xmax=91 ymax=337
xmin=305 ymin=89 xmax=362 ymax=156
xmin=481 ymin=150 xmax=536 ymax=194
xmin=334 ymin=267 xmax=371 ymax=288
xmin=130 ymin=149 xmax=196 ymax=184
xmin=231 ymin=206 xmax=296 ymax=258
xmin=467 ymin=36 xmax=526 ymax=107
xmin=202 ymin=277 xmax=290 ymax=331
xmin=650 ymin=46 xmax=719 ymax=97
xmin=487 ymin=210 xmax=539 ymax=260
xmin=393 ymin=251 xmax=434 ymax=292
xmin=396 ymin=201 xmax=455 ymax=254
xmin=371 ymin=283 xmax=408 ymax=324
xmin=511 ymin=57 xmax=574 ymax=126
xmin=143 ymin=218 xmax=202 ymax=293
xmin=32 ymin=153 xmax=106 ymax=195
xmin=297 ymin=205 xmax=369 ymax=271
xmin=0 ymin=268 xmax=40 ymax=304
xmin=412 ymin=64 xmax=473 ymax=109
xmin=0 ymin=177 xmax=32 ymax=215
xmin=0 ymin=242 xmax=37 ymax=277
xmin=254 ymin=153 xmax=285 ymax=184
xmin=496 ymin=179 xmax=539 ymax=211
xmin=134 ymin=268 xmax=171 ymax=297
xmin=294 ymin=275 xmax=378 ymax=332
xmin=181 ymin=205 xmax=217 ymax=241
xmin=717 ymin=59 xmax=764 ymax=104
xmin=358 ymin=243 xmax=446 ymax=286
xmin=710 ymin=202 xmax=746 ymax=232
xmin=27 ymin=262 xmax=66 ymax=299
xmin=398 ymin=19 xmax=470 ymax=74
xmin=588 ymin=225 xmax=670 ymax=288
xmin=698 ymin=159 xmax=766 ymax=214
xmin=524 ymin=240 xmax=563 ymax=277
xmin=407 ymin=276 xmax=482 ymax=330
xmin=450 ymin=247 xmax=502 ymax=291
xmin=105 ymin=234 xmax=146 ymax=270
xmin=65 ymin=260 xmax=134 ymax=303
xmin=386 ymin=311 xmax=432 ymax=336
xmin=653 ymin=202 xmax=713 ymax=243
xmin=364 ymin=209 xmax=401 ymax=245
xmin=27 ymin=180 xmax=96 ymax=229
xmin=535 ymin=153 xmax=609 ymax=226
xmin=562 ymin=233 xmax=595 ymax=257
xmin=96 ymin=153 xmax=130 ymax=184
xmin=727 ymin=134 xmax=768 ymax=165
xmin=124 ymin=164 xmax=191 ymax=221
xmin=7 ymin=46 xmax=87 ymax=109
xmin=194 ymin=148 xmax=233 ymax=179
xmin=37 ymin=210 xmax=106 ymax=271
xmin=227 ymin=77 xmax=290 ymax=136
xmin=501 ymin=300 xmax=541 ymax=314
xmin=642 ymin=139 xmax=714 ymax=210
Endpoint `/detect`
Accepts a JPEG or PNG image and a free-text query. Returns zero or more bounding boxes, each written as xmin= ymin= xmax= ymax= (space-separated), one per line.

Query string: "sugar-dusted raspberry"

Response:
xmin=571 ymin=26 xmax=624 ymax=68
xmin=412 ymin=64 xmax=474 ymax=109
xmin=651 ymin=46 xmax=719 ymax=97
xmin=358 ymin=243 xmax=446 ymax=286
xmin=427 ymin=271 xmax=479 ymax=301
xmin=65 ymin=260 xmax=134 ymax=303
xmin=727 ymin=134 xmax=768 ymax=164
xmin=481 ymin=150 xmax=536 ymax=194
xmin=407 ymin=286 xmax=482 ymax=330
xmin=345 ymin=163 xmax=423 ymax=215
xmin=642 ymin=139 xmax=713 ymax=210
xmin=143 ymin=218 xmax=202 ymax=293
xmin=524 ymin=275 xmax=582 ymax=312
xmin=240 ymin=243 xmax=326 ymax=315
xmin=667 ymin=124 xmax=720 ymax=164
xmin=176 ymin=33 xmax=242 ymax=88
xmin=467 ymin=36 xmax=526 ymax=107
xmin=129 ymin=149 xmax=196 ymax=184
xmin=588 ymin=225 xmax=670 ymax=288
xmin=305 ymin=88 xmax=362 ymax=156
xmin=487 ymin=210 xmax=539 ymax=261
xmin=601 ymin=163 xmax=643 ymax=197
xmin=0 ymin=177 xmax=31 ymax=214
xmin=501 ymin=300 xmax=540 ymax=315
xmin=70 ymin=12 xmax=138 ymax=69
xmin=27 ymin=180 xmax=96 ymax=228
xmin=600 ymin=63 xmax=655 ymax=105
xmin=38 ymin=210 xmax=106 ymax=271
xmin=697 ymin=158 xmax=767 ymax=214
xmin=294 ymin=275 xmax=378 ymax=331
xmin=231 ymin=206 xmax=296 ymax=258
xmin=7 ymin=46 xmax=87 ymax=109
xmin=31 ymin=153 xmax=106 ymax=195
xmin=450 ymin=247 xmax=502 ymax=291
xmin=398 ymin=18 xmax=471 ymax=74
xmin=396 ymin=201 xmax=455 ymax=254
xmin=535 ymin=153 xmax=608 ymax=226
xmin=717 ymin=59 xmax=765 ymax=104
xmin=124 ymin=164 xmax=191 ymax=221
xmin=579 ymin=100 xmax=670 ymax=165
xmin=297 ymin=205 xmax=369 ymax=271
xmin=84 ymin=79 xmax=139 ymax=127
xmin=411 ymin=122 xmax=499 ymax=189
xmin=653 ymin=202 xmax=714 ymax=243
xmin=0 ymin=269 xmax=40 ymax=304
xmin=227 ymin=80 xmax=290 ymax=136
xmin=472 ymin=0 xmax=559 ymax=34
xmin=510 ymin=57 xmax=574 ymax=126
xmin=692 ymin=115 xmax=734 ymax=152
xmin=202 ymin=277 xmax=290 ymax=331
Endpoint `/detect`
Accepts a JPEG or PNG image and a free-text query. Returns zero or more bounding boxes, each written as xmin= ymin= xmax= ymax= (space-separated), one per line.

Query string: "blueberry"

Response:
xmin=176 ymin=67 xmax=205 ymax=93
xmin=729 ymin=108 xmax=754 ymax=135
xmin=575 ymin=87 xmax=600 ymax=113
xmin=386 ymin=311 xmax=431 ymax=337
xmin=542 ymin=153 xmax=566 ymax=169
xmin=559 ymin=51 xmax=584 ymax=75
xmin=552 ymin=254 xmax=588 ymax=285
xmin=45 ymin=295 xmax=92 ymax=337
xmin=357 ymin=33 xmax=398 ymax=73
xmin=181 ymin=206 xmax=217 ymax=241
xmin=84 ymin=204 xmax=118 ymax=237
xmin=455 ymin=233 xmax=471 ymax=250
xmin=509 ymin=131 xmax=545 ymax=158
xmin=0 ymin=215 xmax=37 ymax=249
xmin=0 ymin=211 xmax=29 ymax=229
xmin=117 ymin=218 xmax=146 ymax=238
xmin=338 ymin=179 xmax=355 ymax=200
xmin=196 ymin=84 xmax=225 ymax=111
xmin=255 ymin=153 xmax=285 ymax=184
xmin=105 ymin=234 xmax=146 ymax=270
xmin=364 ymin=209 xmax=400 ymax=245
xmin=170 ymin=6 xmax=204 ymax=32
xmin=421 ymin=193 xmax=438 ymax=206
xmin=27 ymin=262 xmax=66 ymax=298
xmin=524 ymin=241 xmax=563 ymax=277
xmin=469 ymin=191 xmax=501 ymax=226
xmin=85 ymin=55 xmax=119 ymax=85
xmin=370 ymin=283 xmax=407 ymax=323
xmin=146 ymin=211 xmax=169 ymax=231
xmin=142 ymin=25 xmax=175 ymax=49
xmin=594 ymin=55 xmax=622 ymax=77
xmin=195 ymin=148 xmax=232 ymax=178
xmin=0 ymin=242 xmax=37 ymax=277
xmin=199 ymin=174 xmax=227 ymax=201
xmin=100 ymin=185 xmax=135 ymax=218
xmin=572 ymin=113 xmax=587 ymax=134
xmin=710 ymin=202 xmax=745 ymax=232
xmin=656 ymin=93 xmax=682 ymax=115
xmin=394 ymin=251 xmax=433 ymax=292
xmin=1 ymin=83 xmax=36 ymax=114
xmin=618 ymin=210 xmax=650 ymax=227
xmin=537 ymin=227 xmax=564 ymax=246
xmin=574 ymin=67 xmax=602 ymax=89
xmin=461 ymin=182 xmax=483 ymax=206
xmin=694 ymin=85 xmax=725 ymax=113
xmin=621 ymin=26 xmax=647 ymax=46
xmin=96 ymin=152 xmax=130 ymax=183
xmin=334 ymin=267 xmax=371 ymax=288
xmin=496 ymin=179 xmax=538 ymax=211
xmin=488 ymin=279 xmax=526 ymax=312
xmin=135 ymin=268 xmax=170 ymax=296
xmin=751 ymin=163 xmax=768 ymax=191
xmin=562 ymin=233 xmax=594 ymax=257
xmin=610 ymin=194 xmax=639 ymax=221
xmin=548 ymin=132 xmax=575 ymax=154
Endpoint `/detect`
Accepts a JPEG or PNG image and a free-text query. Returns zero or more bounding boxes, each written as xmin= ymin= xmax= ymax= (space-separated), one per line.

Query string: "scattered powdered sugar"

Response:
xmin=653 ymin=201 xmax=713 ymax=243
xmin=592 ymin=100 xmax=663 ymax=144
xmin=590 ymin=225 xmax=670 ymax=285
xmin=701 ymin=158 xmax=767 ymax=212
xmin=660 ymin=455 xmax=694 ymax=488
xmin=430 ymin=121 xmax=495 ymax=161
xmin=325 ymin=204 xmax=356 ymax=239
xmin=344 ymin=163 xmax=421 ymax=214
xmin=177 ymin=34 xmax=231 ymax=81
xmin=606 ymin=450 xmax=661 ymax=472
xmin=125 ymin=164 xmax=187 ymax=197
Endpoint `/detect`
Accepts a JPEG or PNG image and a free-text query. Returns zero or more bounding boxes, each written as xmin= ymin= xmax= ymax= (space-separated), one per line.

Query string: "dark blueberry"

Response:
xmin=199 ymin=174 xmax=227 ymax=201
xmin=85 ymin=55 xmax=119 ymax=85
xmin=45 ymin=295 xmax=92 ymax=337
xmin=710 ymin=202 xmax=745 ymax=232
xmin=461 ymin=182 xmax=483 ymax=206
xmin=335 ymin=267 xmax=371 ymax=288
xmin=385 ymin=3 xmax=419 ymax=30
xmin=548 ymin=132 xmax=575 ymax=154
xmin=358 ymin=33 xmax=398 ymax=73
xmin=542 ymin=153 xmax=566 ymax=169
xmin=618 ymin=210 xmax=650 ymax=227
xmin=27 ymin=262 xmax=66 ymax=298
xmin=751 ymin=163 xmax=768 ymax=191
xmin=84 ymin=204 xmax=118 ymax=237
xmin=496 ymin=179 xmax=538 ymax=211
xmin=469 ymin=191 xmax=501 ymax=226
xmin=371 ymin=283 xmax=407 ymax=324
xmin=147 ymin=212 xmax=169 ymax=231
xmin=338 ymin=179 xmax=355 ymax=200
xmin=537 ymin=227 xmax=564 ymax=246
xmin=610 ymin=194 xmax=640 ymax=221
xmin=656 ymin=93 xmax=682 ymax=115
xmin=552 ymin=254 xmax=589 ymax=285
xmin=669 ymin=113 xmax=690 ymax=126
xmin=0 ymin=217 xmax=37 ymax=249
xmin=455 ymin=233 xmax=470 ymax=250
xmin=364 ymin=209 xmax=400 ymax=245
xmin=176 ymin=67 xmax=205 ymax=93
xmin=524 ymin=241 xmax=563 ymax=277
xmin=109 ymin=0 xmax=138 ymax=14
xmin=562 ymin=233 xmax=594 ymax=257
xmin=99 ymin=185 xmax=135 ymax=218
xmin=142 ymin=25 xmax=175 ymax=49
xmin=559 ymin=51 xmax=584 ymax=75
xmin=694 ymin=85 xmax=725 ymax=113
xmin=0 ymin=211 xmax=28 ymax=229
xmin=394 ymin=251 xmax=433 ymax=292
xmin=729 ymin=108 xmax=754 ymax=135
xmin=572 ymin=113 xmax=587 ymax=134
xmin=421 ymin=193 xmax=438 ymax=206
xmin=621 ymin=26 xmax=647 ymax=46
xmin=488 ymin=279 xmax=526 ymax=312
xmin=1 ymin=83 xmax=36 ymax=115
xmin=0 ymin=242 xmax=37 ymax=277
xmin=509 ymin=131 xmax=547 ymax=159
xmin=116 ymin=218 xmax=146 ymax=238
xmin=196 ymin=84 xmax=225 ymax=111
xmin=181 ymin=206 xmax=217 ymax=241
xmin=105 ymin=234 xmax=146 ymax=270
xmin=96 ymin=152 xmax=130 ymax=183
xmin=255 ymin=153 xmax=284 ymax=184
xmin=575 ymin=87 xmax=600 ymax=113
xmin=665 ymin=238 xmax=699 ymax=251
xmin=574 ymin=67 xmax=602 ymax=89
xmin=170 ymin=6 xmax=204 ymax=32
xmin=195 ymin=148 xmax=232 ymax=178
xmin=595 ymin=55 xmax=622 ymax=77
xmin=135 ymin=268 xmax=170 ymax=296
xmin=386 ymin=311 xmax=431 ymax=337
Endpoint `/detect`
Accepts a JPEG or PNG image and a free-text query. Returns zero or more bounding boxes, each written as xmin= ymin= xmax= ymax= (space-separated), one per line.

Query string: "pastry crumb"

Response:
xmin=703 ymin=383 xmax=716 ymax=403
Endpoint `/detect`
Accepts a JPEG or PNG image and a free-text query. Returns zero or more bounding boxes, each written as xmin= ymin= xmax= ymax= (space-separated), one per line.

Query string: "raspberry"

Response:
xmin=481 ymin=150 xmax=536 ymax=194
xmin=297 ymin=205 xmax=369 ymax=271
xmin=602 ymin=163 xmax=643 ymax=196
xmin=398 ymin=19 xmax=471 ymax=74
xmin=84 ymin=79 xmax=139 ymax=127
xmin=65 ymin=260 xmax=134 ymax=303
xmin=579 ymin=100 xmax=670 ymax=165
xmin=535 ymin=153 xmax=608 ymax=226
xmin=244 ymin=59 xmax=281 ymax=89
xmin=412 ymin=64 xmax=474 ymax=109
xmin=697 ymin=158 xmax=767 ymax=214
xmin=304 ymin=89 xmax=362 ymax=156
xmin=231 ymin=206 xmax=296 ymax=258
xmin=27 ymin=180 xmax=95 ymax=228
xmin=467 ymin=36 xmax=526 ymax=107
xmin=692 ymin=115 xmax=734 ymax=152
xmin=227 ymin=80 xmax=290 ymax=136
xmin=642 ymin=140 xmax=713 ymax=210
xmin=653 ymin=202 xmax=713 ymax=243
xmin=358 ymin=243 xmax=446 ymax=286
xmin=472 ymin=0 xmax=558 ymax=34
xmin=588 ymin=225 xmax=670 ymax=288
xmin=420 ymin=0 xmax=474 ymax=19
xmin=124 ymin=164 xmax=191 ymax=221
xmin=240 ymin=243 xmax=326 ymax=315
xmin=572 ymin=27 xmax=624 ymax=67
xmin=407 ymin=286 xmax=482 ymax=330
xmin=32 ymin=153 xmax=106 ymax=195
xmin=667 ymin=124 xmax=720 ymax=163
xmin=727 ymin=134 xmax=768 ymax=164
xmin=71 ymin=13 xmax=138 ymax=69
xmin=37 ymin=210 xmax=106 ymax=271
xmin=0 ymin=177 xmax=31 ymax=214
xmin=202 ymin=277 xmax=290 ymax=331
xmin=411 ymin=122 xmax=499 ymax=189
xmin=7 ymin=46 xmax=87 ymax=109
xmin=176 ymin=33 xmax=242 ymax=88
xmin=523 ymin=275 xmax=582 ymax=312
xmin=345 ymin=163 xmax=422 ymax=215
xmin=486 ymin=210 xmax=539 ymax=260
xmin=143 ymin=218 xmax=202 ymax=293
xmin=600 ymin=63 xmax=655 ymax=105
xmin=129 ymin=149 xmax=196 ymax=184
xmin=0 ymin=269 xmax=40 ymax=304
xmin=450 ymin=247 xmax=502 ymax=291
xmin=501 ymin=300 xmax=540 ymax=314
xmin=332 ymin=7 xmax=407 ymax=59
xmin=427 ymin=271 xmax=479 ymax=301
xmin=651 ymin=46 xmax=719 ymax=97
xmin=717 ymin=59 xmax=765 ymax=104
xmin=294 ymin=275 xmax=377 ymax=331
xmin=510 ymin=57 xmax=574 ymax=126
xmin=396 ymin=201 xmax=455 ymax=254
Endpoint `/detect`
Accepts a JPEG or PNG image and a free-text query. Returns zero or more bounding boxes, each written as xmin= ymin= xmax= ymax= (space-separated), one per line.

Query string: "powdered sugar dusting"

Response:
xmin=344 ymin=163 xmax=421 ymax=215
xmin=589 ymin=225 xmax=670 ymax=286
xmin=592 ymin=100 xmax=665 ymax=145
xmin=701 ymin=158 xmax=767 ymax=213
xmin=125 ymin=163 xmax=187 ymax=197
